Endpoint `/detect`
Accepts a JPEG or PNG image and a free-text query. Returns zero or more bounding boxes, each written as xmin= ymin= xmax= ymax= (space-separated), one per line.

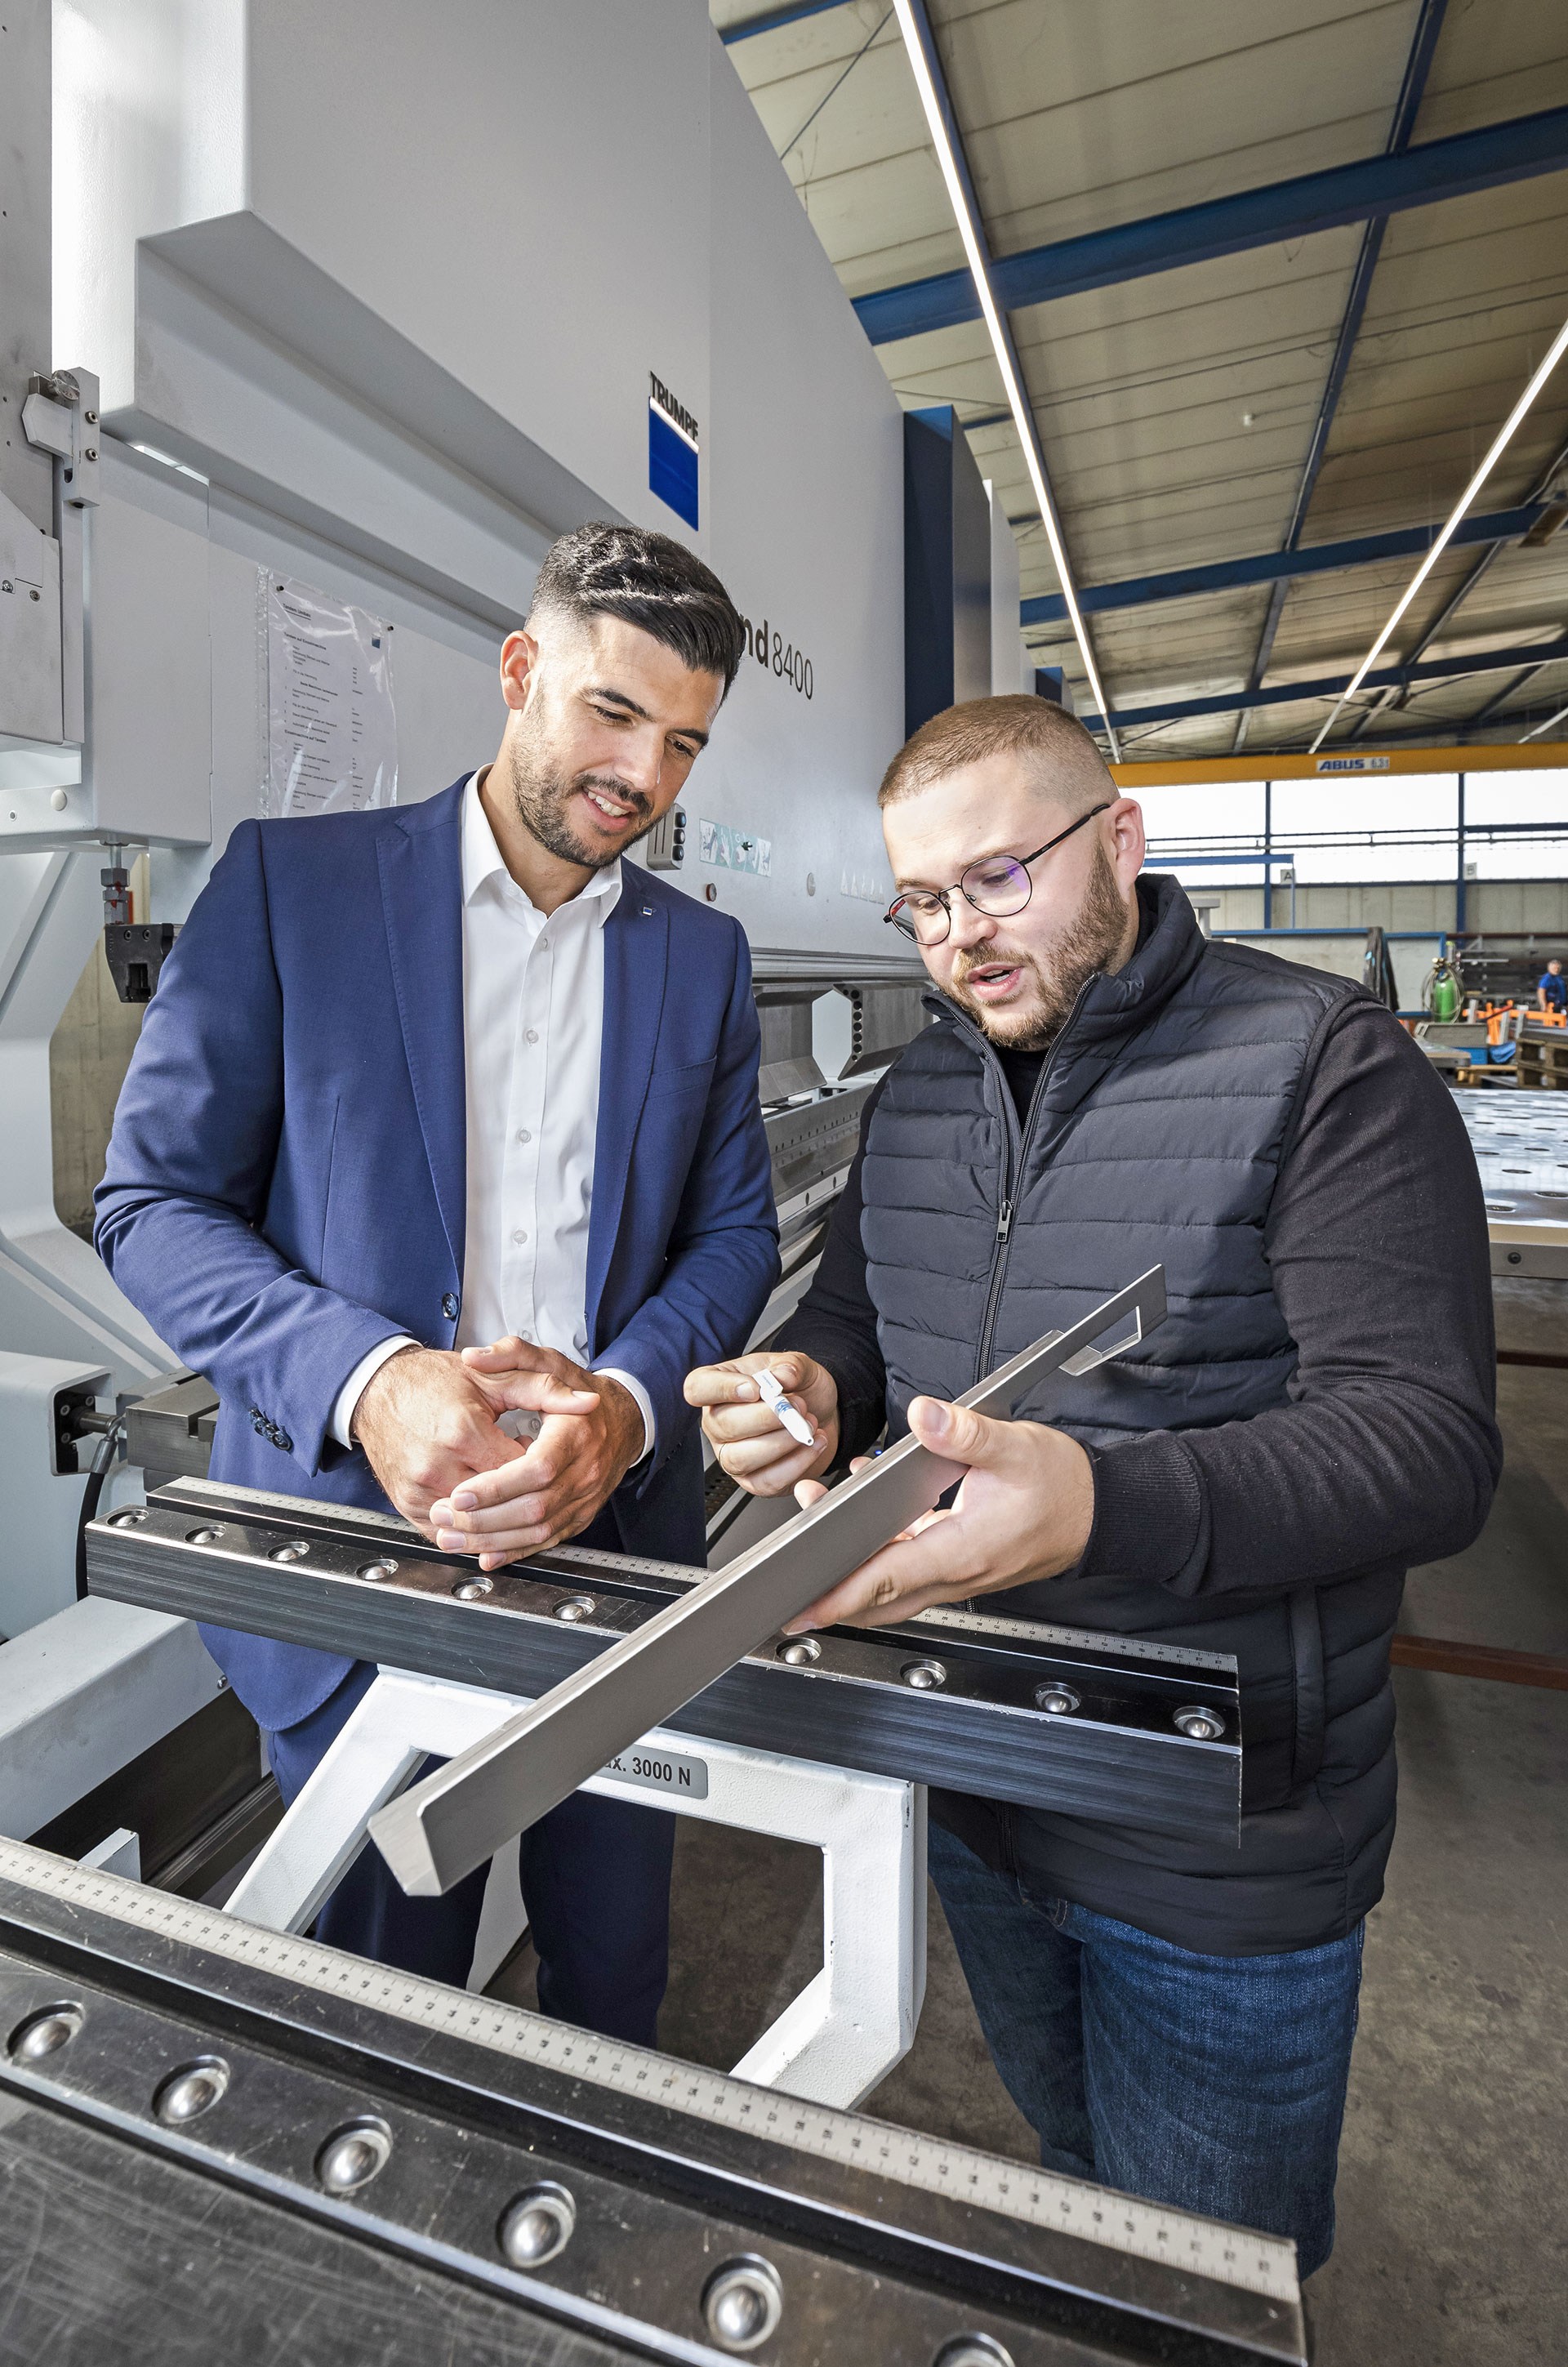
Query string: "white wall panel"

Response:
xmin=54 ymin=0 xmax=906 ymax=952
xmin=52 ymin=0 xmax=247 ymax=408
xmin=85 ymin=449 xmax=211 ymax=849
xmin=703 ymin=31 xmax=902 ymax=954
xmin=244 ymin=0 xmax=711 ymax=548
xmin=157 ymin=481 xmax=509 ymax=920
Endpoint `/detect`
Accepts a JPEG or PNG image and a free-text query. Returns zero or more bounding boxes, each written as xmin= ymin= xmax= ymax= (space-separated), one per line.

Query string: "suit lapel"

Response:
xmin=377 ymin=782 xmax=468 ymax=1278
xmin=588 ymin=876 xmax=669 ymax=1344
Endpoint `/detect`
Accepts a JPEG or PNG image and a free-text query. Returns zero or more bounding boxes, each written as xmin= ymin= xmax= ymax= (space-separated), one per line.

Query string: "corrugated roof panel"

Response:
xmin=714 ymin=0 xmax=1568 ymax=752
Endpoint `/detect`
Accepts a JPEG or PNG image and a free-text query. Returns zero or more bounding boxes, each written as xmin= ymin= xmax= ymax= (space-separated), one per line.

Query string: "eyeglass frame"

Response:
xmin=882 ymin=802 xmax=1112 ymax=945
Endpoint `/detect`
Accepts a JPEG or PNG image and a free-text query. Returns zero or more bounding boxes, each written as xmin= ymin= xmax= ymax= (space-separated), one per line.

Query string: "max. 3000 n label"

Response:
xmin=598 ymin=1748 xmax=709 ymax=1799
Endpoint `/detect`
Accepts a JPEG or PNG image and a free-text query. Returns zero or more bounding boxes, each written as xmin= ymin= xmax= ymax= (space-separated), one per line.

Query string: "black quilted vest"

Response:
xmin=862 ymin=877 xmax=1401 ymax=1950
xmin=863 ymin=875 xmax=1341 ymax=1449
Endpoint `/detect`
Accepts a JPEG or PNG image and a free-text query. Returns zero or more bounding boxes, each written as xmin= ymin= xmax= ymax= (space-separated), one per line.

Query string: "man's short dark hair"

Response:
xmin=529 ymin=522 xmax=746 ymax=693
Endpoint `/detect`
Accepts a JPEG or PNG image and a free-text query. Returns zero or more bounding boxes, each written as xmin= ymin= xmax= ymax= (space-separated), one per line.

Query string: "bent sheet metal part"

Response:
xmin=369 ymin=1266 xmax=1168 ymax=1897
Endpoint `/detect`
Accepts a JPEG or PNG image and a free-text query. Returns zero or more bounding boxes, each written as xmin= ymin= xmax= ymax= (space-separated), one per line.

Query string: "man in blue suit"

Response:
xmin=96 ymin=524 xmax=779 ymax=2038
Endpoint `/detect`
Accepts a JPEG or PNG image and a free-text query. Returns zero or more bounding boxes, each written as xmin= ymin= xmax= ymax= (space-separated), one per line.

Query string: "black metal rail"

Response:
xmin=86 ymin=1481 xmax=1241 ymax=1844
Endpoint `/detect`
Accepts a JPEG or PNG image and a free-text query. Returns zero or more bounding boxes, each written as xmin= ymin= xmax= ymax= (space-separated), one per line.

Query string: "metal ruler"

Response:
xmin=916 ymin=1603 xmax=1236 ymax=1668
xmin=372 ymin=1267 xmax=1169 ymax=1897
xmin=0 ymin=1837 xmax=1297 ymax=2312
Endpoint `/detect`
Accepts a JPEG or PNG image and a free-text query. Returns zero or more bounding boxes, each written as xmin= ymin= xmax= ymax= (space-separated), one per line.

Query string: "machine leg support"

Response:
xmin=225 ymin=1667 xmax=926 ymax=2110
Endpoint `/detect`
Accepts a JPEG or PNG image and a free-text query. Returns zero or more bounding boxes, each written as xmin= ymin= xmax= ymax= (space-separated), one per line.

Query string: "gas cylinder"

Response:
xmin=1425 ymin=955 xmax=1461 ymax=1021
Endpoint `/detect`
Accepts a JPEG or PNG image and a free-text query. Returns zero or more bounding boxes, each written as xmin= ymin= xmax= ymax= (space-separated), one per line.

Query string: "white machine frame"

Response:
xmin=0 ymin=0 xmax=921 ymax=1938
xmin=226 ymin=1666 xmax=927 ymax=2112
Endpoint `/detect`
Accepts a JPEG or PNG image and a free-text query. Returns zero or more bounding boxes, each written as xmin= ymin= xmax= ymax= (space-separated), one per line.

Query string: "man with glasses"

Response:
xmin=686 ymin=693 xmax=1498 ymax=2277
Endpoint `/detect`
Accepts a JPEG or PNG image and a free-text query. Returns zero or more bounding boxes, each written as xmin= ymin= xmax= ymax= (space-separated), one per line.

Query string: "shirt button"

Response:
xmin=516 ymin=1128 xmax=531 ymax=1143
xmin=512 ymin=1228 xmax=528 ymax=1244
xmin=524 ymin=1027 xmax=539 ymax=1045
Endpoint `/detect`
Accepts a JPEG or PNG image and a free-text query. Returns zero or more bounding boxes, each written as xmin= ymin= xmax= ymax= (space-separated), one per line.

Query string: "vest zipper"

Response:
xmin=973 ymin=978 xmax=1095 ymax=1389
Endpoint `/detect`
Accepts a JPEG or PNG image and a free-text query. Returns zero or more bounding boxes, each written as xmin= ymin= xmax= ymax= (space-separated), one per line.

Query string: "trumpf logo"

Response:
xmin=648 ymin=372 xmax=699 ymax=532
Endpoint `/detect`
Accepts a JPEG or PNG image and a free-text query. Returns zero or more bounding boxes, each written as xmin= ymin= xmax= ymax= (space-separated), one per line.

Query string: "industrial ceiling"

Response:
xmin=712 ymin=0 xmax=1568 ymax=761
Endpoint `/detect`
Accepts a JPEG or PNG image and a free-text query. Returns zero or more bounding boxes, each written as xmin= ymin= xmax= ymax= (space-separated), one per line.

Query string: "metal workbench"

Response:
xmin=1453 ymin=1087 xmax=1568 ymax=1279
xmin=0 ymin=1836 xmax=1305 ymax=2365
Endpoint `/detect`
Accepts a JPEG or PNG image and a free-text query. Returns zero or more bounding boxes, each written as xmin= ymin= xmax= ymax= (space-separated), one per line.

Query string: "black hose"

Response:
xmin=75 ymin=1419 xmax=127 ymax=1601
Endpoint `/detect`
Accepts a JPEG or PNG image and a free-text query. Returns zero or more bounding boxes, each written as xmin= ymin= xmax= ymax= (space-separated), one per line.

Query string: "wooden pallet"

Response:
xmin=1392 ymin=1634 xmax=1568 ymax=1690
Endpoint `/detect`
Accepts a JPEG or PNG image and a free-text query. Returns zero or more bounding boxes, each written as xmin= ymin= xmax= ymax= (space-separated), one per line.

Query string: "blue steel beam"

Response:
xmin=854 ymin=103 xmax=1568 ymax=345
xmin=1076 ymin=636 xmax=1568 ymax=735
xmin=1232 ymin=0 xmax=1450 ymax=752
xmin=719 ymin=2 xmax=850 ymax=42
xmin=1020 ymin=504 xmax=1547 ymax=629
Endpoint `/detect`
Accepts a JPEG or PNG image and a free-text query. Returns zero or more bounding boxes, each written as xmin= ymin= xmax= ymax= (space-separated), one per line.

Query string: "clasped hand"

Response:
xmin=353 ymin=1339 xmax=645 ymax=1570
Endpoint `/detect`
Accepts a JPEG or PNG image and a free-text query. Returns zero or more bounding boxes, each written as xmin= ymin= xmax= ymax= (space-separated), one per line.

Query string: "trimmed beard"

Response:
xmin=497 ymin=705 xmax=655 ymax=871
xmin=943 ymin=844 xmax=1132 ymax=1049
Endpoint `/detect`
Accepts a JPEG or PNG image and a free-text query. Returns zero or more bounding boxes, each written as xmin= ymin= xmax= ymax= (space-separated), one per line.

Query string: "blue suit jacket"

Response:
xmin=96 ymin=778 xmax=779 ymax=1730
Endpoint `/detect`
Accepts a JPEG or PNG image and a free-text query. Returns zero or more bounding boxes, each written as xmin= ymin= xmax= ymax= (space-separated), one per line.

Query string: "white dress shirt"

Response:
xmin=330 ymin=773 xmax=655 ymax=1457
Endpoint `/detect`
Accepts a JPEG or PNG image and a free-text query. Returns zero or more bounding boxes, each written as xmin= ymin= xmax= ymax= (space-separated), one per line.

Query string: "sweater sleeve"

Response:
xmin=1080 ymin=996 xmax=1502 ymax=1598
xmin=774 ymin=1077 xmax=890 ymax=1462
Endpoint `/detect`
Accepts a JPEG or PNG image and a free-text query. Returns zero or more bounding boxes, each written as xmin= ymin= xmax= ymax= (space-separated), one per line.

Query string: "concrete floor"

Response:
xmin=494 ymin=1277 xmax=1567 ymax=2362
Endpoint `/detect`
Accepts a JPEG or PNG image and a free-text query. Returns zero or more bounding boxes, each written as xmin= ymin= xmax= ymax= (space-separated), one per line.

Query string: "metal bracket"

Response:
xmin=7 ymin=366 xmax=99 ymax=753
xmin=104 ymin=920 xmax=180 ymax=1005
xmin=121 ymin=1368 xmax=220 ymax=1487
xmin=22 ymin=368 xmax=101 ymax=510
xmin=370 ymin=1268 xmax=1169 ymax=1897
xmin=640 ymin=801 xmax=686 ymax=870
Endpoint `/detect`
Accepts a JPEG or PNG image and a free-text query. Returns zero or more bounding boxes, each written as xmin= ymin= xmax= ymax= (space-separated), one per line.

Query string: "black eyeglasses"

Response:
xmin=884 ymin=804 xmax=1111 ymax=946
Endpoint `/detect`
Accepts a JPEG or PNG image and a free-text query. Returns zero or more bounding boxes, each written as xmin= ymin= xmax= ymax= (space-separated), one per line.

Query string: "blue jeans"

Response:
xmin=928 ymin=1821 xmax=1363 ymax=2277
xmin=266 ymin=1657 xmax=675 ymax=2044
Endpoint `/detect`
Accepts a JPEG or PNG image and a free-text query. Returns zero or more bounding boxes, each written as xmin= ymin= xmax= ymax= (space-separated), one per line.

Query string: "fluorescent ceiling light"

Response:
xmin=1520 ymin=698 xmax=1568 ymax=743
xmin=1311 ymin=310 xmax=1568 ymax=751
xmin=890 ymin=0 xmax=1120 ymax=759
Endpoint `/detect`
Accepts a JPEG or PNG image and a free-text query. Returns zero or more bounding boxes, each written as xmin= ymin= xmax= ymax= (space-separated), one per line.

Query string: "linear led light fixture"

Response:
xmin=890 ymin=0 xmax=1120 ymax=758
xmin=1311 ymin=309 xmax=1568 ymax=751
xmin=1520 ymin=698 xmax=1568 ymax=743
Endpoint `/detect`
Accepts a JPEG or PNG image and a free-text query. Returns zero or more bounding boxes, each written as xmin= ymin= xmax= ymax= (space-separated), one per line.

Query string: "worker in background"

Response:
xmin=688 ymin=695 xmax=1499 ymax=2279
xmin=1537 ymin=956 xmax=1566 ymax=1012
xmin=96 ymin=525 xmax=777 ymax=2033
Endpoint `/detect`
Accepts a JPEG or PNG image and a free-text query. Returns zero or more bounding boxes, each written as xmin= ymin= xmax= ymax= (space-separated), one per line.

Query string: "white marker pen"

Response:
xmin=755 ymin=1367 xmax=817 ymax=1447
